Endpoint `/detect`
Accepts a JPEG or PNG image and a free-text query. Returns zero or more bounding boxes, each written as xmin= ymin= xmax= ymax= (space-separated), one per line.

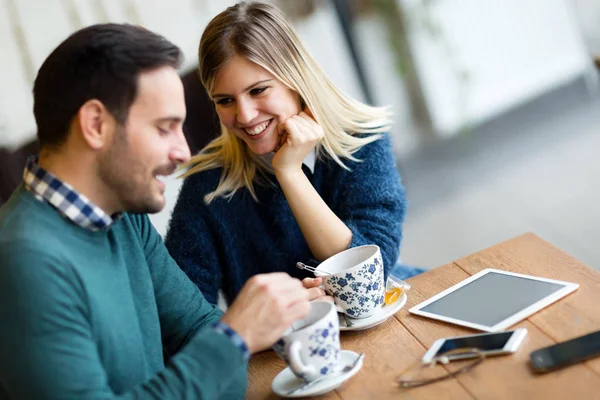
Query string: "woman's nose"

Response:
xmin=235 ymin=99 xmax=258 ymax=125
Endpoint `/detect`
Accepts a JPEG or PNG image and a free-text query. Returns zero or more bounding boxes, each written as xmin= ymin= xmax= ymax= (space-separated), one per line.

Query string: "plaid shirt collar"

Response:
xmin=23 ymin=156 xmax=122 ymax=231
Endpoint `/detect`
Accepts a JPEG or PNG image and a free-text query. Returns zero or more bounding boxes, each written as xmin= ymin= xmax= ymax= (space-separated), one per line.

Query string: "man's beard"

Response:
xmin=98 ymin=127 xmax=165 ymax=215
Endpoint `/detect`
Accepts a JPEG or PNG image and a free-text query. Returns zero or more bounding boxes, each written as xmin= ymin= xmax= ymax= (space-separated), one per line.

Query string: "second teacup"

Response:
xmin=317 ymin=244 xmax=385 ymax=319
xmin=272 ymin=301 xmax=341 ymax=382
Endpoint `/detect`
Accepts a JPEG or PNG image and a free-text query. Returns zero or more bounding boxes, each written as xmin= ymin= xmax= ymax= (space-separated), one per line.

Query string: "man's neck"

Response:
xmin=38 ymin=149 xmax=120 ymax=215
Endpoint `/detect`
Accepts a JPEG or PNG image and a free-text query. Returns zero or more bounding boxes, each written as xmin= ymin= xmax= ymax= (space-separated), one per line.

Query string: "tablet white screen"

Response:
xmin=418 ymin=272 xmax=567 ymax=327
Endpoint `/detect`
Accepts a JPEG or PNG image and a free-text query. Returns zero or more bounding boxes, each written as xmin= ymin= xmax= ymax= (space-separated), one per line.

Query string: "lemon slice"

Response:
xmin=385 ymin=288 xmax=402 ymax=305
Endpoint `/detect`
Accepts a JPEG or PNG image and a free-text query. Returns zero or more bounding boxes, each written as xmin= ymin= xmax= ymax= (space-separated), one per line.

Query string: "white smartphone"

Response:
xmin=422 ymin=328 xmax=528 ymax=364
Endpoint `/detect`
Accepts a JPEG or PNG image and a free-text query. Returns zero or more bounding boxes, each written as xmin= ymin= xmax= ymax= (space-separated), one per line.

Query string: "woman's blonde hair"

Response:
xmin=183 ymin=1 xmax=392 ymax=203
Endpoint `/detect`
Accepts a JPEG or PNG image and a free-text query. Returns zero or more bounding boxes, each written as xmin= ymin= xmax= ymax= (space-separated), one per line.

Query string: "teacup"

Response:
xmin=316 ymin=244 xmax=385 ymax=319
xmin=272 ymin=301 xmax=341 ymax=382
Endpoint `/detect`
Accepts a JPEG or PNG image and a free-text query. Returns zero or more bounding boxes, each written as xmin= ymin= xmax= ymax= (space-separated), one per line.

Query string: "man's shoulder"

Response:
xmin=0 ymin=188 xmax=104 ymax=277
xmin=112 ymin=213 xmax=167 ymax=258
xmin=0 ymin=200 xmax=77 ymax=291
xmin=0 ymin=188 xmax=66 ymax=250
xmin=113 ymin=212 xmax=162 ymax=238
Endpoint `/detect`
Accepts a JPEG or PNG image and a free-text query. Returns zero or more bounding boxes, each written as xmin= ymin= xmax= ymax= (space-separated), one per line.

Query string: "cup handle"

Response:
xmin=288 ymin=341 xmax=319 ymax=381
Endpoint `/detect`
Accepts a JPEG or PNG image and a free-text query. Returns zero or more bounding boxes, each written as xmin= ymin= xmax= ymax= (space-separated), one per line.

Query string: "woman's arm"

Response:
xmin=275 ymin=168 xmax=352 ymax=261
xmin=275 ymin=124 xmax=405 ymax=273
xmin=273 ymin=111 xmax=352 ymax=261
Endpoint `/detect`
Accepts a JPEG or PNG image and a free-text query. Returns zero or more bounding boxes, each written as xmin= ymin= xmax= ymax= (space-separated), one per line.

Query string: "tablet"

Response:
xmin=409 ymin=269 xmax=579 ymax=332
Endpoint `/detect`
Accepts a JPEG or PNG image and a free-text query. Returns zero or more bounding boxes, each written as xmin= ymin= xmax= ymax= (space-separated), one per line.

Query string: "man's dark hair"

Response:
xmin=33 ymin=23 xmax=183 ymax=148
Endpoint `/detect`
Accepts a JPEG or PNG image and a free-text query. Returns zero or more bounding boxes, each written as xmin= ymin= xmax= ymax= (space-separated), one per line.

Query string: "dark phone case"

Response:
xmin=530 ymin=330 xmax=600 ymax=373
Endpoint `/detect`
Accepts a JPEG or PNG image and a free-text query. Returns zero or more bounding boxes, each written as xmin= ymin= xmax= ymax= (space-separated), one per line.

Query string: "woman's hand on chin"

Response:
xmin=272 ymin=109 xmax=324 ymax=175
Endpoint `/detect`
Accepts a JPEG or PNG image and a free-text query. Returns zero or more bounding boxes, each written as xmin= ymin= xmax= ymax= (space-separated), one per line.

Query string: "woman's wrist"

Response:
xmin=274 ymin=166 xmax=306 ymax=182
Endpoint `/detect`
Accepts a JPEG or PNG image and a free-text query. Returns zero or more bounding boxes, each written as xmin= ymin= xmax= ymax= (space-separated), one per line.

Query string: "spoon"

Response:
xmin=296 ymin=262 xmax=332 ymax=276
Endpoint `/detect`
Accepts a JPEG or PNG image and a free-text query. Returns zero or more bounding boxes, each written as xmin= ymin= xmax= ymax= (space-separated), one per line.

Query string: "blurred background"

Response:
xmin=1 ymin=0 xmax=599 ymax=271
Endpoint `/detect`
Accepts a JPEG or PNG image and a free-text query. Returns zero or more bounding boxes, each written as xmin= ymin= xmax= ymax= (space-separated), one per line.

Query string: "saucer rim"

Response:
xmin=271 ymin=349 xmax=364 ymax=398
xmin=339 ymin=293 xmax=407 ymax=331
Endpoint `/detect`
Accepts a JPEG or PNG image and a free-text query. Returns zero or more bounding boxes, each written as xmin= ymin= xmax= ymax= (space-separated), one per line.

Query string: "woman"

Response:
xmin=165 ymin=1 xmax=419 ymax=306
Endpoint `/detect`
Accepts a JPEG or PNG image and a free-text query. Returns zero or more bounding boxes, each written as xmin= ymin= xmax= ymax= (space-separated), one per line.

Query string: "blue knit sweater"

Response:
xmin=165 ymin=135 xmax=406 ymax=305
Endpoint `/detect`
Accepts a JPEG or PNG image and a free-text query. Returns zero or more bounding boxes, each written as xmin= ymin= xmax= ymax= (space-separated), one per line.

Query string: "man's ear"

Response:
xmin=76 ymin=99 xmax=115 ymax=150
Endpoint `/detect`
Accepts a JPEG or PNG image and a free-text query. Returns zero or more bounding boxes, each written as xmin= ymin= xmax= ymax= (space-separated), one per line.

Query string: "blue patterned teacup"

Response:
xmin=272 ymin=301 xmax=341 ymax=382
xmin=316 ymin=245 xmax=385 ymax=319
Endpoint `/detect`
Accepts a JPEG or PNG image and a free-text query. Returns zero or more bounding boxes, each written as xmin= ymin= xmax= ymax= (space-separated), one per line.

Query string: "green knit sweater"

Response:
xmin=0 ymin=187 xmax=247 ymax=399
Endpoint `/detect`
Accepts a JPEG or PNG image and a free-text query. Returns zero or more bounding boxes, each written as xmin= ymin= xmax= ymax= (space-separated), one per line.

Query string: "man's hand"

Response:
xmin=220 ymin=273 xmax=310 ymax=354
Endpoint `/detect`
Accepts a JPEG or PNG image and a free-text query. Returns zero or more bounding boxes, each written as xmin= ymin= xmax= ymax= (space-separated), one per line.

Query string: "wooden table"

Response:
xmin=247 ymin=233 xmax=600 ymax=399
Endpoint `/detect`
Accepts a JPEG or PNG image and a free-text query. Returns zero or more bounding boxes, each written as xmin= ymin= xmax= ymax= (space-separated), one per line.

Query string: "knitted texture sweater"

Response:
xmin=165 ymin=135 xmax=406 ymax=305
xmin=0 ymin=187 xmax=247 ymax=399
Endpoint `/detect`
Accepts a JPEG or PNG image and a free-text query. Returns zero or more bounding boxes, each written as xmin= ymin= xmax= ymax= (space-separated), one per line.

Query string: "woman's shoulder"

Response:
xmin=322 ymin=133 xmax=399 ymax=181
xmin=333 ymin=132 xmax=394 ymax=168
xmin=177 ymin=167 xmax=259 ymax=208
xmin=179 ymin=167 xmax=223 ymax=196
xmin=357 ymin=132 xmax=393 ymax=154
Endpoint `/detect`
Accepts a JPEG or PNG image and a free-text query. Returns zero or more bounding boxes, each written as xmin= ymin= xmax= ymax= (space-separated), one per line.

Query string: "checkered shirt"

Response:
xmin=22 ymin=157 xmax=121 ymax=231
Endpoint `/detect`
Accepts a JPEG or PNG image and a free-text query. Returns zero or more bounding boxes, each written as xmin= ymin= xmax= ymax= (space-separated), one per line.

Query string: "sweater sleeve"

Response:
xmin=133 ymin=213 xmax=224 ymax=352
xmin=164 ymin=174 xmax=222 ymax=305
xmin=0 ymin=240 xmax=246 ymax=399
xmin=334 ymin=135 xmax=407 ymax=277
xmin=135 ymin=213 xmax=249 ymax=396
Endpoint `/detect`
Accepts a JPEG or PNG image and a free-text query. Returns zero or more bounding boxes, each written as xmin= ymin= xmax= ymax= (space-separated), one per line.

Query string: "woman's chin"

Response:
xmin=246 ymin=138 xmax=279 ymax=155
xmin=252 ymin=147 xmax=277 ymax=156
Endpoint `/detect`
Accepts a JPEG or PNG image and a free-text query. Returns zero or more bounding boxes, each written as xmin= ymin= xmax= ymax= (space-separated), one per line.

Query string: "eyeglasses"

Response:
xmin=396 ymin=347 xmax=486 ymax=389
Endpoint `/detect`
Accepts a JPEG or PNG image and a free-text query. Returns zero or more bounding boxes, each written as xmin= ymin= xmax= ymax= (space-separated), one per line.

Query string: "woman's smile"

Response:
xmin=240 ymin=119 xmax=274 ymax=140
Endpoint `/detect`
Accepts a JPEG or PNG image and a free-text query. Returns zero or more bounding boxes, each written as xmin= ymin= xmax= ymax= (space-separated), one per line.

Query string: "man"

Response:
xmin=0 ymin=24 xmax=312 ymax=399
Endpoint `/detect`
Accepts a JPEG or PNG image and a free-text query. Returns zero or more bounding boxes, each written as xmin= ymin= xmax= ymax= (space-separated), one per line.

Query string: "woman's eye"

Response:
xmin=158 ymin=127 xmax=170 ymax=135
xmin=250 ymin=87 xmax=267 ymax=96
xmin=216 ymin=98 xmax=233 ymax=106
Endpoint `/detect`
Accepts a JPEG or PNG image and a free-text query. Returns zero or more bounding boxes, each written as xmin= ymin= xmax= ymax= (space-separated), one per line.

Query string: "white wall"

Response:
xmin=571 ymin=0 xmax=600 ymax=54
xmin=354 ymin=13 xmax=420 ymax=156
xmin=401 ymin=0 xmax=591 ymax=137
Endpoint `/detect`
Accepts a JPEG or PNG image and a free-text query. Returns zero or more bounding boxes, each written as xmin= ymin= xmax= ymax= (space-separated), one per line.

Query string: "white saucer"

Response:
xmin=339 ymin=293 xmax=407 ymax=331
xmin=271 ymin=350 xmax=364 ymax=398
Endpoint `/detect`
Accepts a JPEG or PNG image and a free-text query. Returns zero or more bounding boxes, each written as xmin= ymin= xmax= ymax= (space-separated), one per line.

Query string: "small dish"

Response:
xmin=339 ymin=293 xmax=407 ymax=331
xmin=271 ymin=350 xmax=363 ymax=398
